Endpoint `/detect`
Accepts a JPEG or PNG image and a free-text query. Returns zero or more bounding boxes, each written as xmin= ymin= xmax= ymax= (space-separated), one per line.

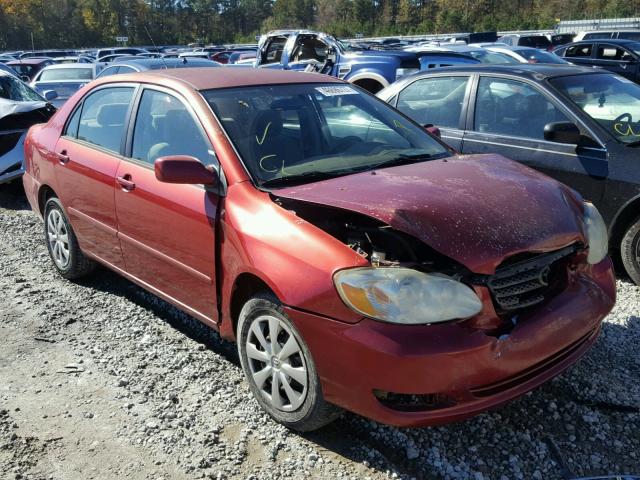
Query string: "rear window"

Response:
xmin=518 ymin=36 xmax=551 ymax=48
xmin=618 ymin=32 xmax=640 ymax=41
xmin=39 ymin=68 xmax=93 ymax=81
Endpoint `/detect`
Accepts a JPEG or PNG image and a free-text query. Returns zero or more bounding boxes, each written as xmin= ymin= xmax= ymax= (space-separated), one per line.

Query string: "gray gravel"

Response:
xmin=1 ymin=182 xmax=639 ymax=480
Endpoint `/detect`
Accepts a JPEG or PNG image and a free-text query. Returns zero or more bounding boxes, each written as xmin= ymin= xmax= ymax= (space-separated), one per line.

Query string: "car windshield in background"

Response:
xmin=515 ymin=49 xmax=567 ymax=64
xmin=550 ymin=73 xmax=640 ymax=145
xmin=203 ymin=83 xmax=450 ymax=187
xmin=468 ymin=50 xmax=519 ymax=64
xmin=519 ymin=36 xmax=552 ymax=48
xmin=39 ymin=68 xmax=93 ymax=81
xmin=0 ymin=75 xmax=43 ymax=102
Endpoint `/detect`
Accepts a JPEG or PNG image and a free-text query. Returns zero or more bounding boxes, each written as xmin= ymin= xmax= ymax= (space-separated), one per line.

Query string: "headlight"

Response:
xmin=334 ymin=267 xmax=482 ymax=325
xmin=395 ymin=68 xmax=419 ymax=79
xmin=583 ymin=202 xmax=608 ymax=264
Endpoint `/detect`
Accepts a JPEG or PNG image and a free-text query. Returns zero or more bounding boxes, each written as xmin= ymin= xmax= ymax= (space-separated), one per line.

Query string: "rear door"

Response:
xmin=114 ymin=86 xmax=220 ymax=322
xmin=392 ymin=75 xmax=472 ymax=151
xmin=592 ymin=43 xmax=640 ymax=81
xmin=461 ymin=75 xmax=607 ymax=204
xmin=54 ymin=85 xmax=136 ymax=268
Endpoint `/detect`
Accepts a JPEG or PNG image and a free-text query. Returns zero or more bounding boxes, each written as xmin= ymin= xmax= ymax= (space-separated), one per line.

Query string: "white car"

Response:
xmin=484 ymin=45 xmax=570 ymax=65
xmin=30 ymin=63 xmax=94 ymax=107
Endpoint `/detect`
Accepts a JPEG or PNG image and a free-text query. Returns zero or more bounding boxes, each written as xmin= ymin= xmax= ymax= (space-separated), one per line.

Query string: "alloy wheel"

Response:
xmin=245 ymin=314 xmax=308 ymax=412
xmin=47 ymin=209 xmax=70 ymax=269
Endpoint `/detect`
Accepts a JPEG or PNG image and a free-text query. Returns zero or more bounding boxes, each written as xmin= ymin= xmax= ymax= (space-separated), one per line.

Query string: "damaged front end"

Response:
xmin=0 ymin=102 xmax=55 ymax=184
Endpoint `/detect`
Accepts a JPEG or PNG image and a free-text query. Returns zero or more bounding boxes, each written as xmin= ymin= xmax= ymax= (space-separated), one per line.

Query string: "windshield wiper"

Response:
xmin=260 ymin=170 xmax=348 ymax=188
xmin=370 ymin=152 xmax=445 ymax=170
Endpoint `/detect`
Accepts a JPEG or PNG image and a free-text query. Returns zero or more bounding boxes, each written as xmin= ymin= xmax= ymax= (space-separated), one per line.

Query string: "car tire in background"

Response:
xmin=621 ymin=217 xmax=640 ymax=285
xmin=44 ymin=197 xmax=95 ymax=279
xmin=237 ymin=293 xmax=342 ymax=431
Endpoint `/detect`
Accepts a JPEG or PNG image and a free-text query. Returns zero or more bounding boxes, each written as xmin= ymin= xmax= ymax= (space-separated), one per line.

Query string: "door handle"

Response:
xmin=56 ymin=150 xmax=70 ymax=165
xmin=116 ymin=175 xmax=135 ymax=191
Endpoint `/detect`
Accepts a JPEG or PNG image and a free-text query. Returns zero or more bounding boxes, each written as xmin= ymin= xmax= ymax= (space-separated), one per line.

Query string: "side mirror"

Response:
xmin=544 ymin=121 xmax=581 ymax=145
xmin=43 ymin=90 xmax=58 ymax=102
xmin=154 ymin=156 xmax=218 ymax=185
xmin=424 ymin=124 xmax=441 ymax=139
xmin=20 ymin=75 xmax=30 ymax=83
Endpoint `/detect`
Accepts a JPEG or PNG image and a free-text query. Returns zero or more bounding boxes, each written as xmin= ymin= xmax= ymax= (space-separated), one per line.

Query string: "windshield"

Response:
xmin=514 ymin=49 xmax=567 ymax=64
xmin=550 ymin=73 xmax=640 ymax=144
xmin=203 ymin=83 xmax=450 ymax=187
xmin=519 ymin=36 xmax=551 ymax=48
xmin=0 ymin=75 xmax=43 ymax=101
xmin=467 ymin=50 xmax=519 ymax=64
xmin=39 ymin=68 xmax=93 ymax=81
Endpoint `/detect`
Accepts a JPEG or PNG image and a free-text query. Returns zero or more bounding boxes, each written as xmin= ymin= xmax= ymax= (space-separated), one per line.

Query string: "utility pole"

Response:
xmin=31 ymin=32 xmax=35 ymax=51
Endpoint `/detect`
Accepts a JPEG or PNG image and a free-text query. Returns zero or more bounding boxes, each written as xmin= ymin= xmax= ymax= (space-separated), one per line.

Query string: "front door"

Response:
xmin=54 ymin=86 xmax=135 ymax=268
xmin=393 ymin=75 xmax=471 ymax=151
xmin=114 ymin=87 xmax=220 ymax=322
xmin=461 ymin=76 xmax=607 ymax=205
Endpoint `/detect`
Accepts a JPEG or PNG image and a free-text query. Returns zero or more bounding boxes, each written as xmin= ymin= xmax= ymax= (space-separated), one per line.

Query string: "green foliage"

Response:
xmin=0 ymin=0 xmax=638 ymax=49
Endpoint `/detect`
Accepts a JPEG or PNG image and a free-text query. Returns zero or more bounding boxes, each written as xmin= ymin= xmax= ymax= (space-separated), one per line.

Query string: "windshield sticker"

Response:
xmin=614 ymin=123 xmax=640 ymax=137
xmin=315 ymin=86 xmax=358 ymax=97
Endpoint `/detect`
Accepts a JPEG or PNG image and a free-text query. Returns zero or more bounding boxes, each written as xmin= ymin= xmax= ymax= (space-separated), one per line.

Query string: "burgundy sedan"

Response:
xmin=23 ymin=68 xmax=615 ymax=431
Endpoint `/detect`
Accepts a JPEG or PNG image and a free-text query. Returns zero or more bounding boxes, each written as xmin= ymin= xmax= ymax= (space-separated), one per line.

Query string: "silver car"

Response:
xmin=0 ymin=72 xmax=56 ymax=184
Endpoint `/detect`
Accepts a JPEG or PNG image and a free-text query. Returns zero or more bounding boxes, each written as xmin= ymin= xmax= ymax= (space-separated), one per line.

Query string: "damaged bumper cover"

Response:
xmin=0 ymin=130 xmax=26 ymax=184
xmin=288 ymin=258 xmax=615 ymax=427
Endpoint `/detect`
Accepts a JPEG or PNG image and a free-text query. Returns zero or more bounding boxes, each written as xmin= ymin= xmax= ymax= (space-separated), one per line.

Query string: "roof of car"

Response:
xmin=568 ymin=38 xmax=640 ymax=45
xmin=111 ymin=58 xmax=220 ymax=69
xmin=6 ymin=58 xmax=52 ymax=65
xmin=39 ymin=63 xmax=94 ymax=70
xmin=400 ymin=63 xmax=607 ymax=79
xmin=103 ymin=67 xmax=342 ymax=90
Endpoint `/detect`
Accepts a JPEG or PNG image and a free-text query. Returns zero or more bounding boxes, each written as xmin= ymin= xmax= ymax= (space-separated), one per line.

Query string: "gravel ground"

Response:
xmin=1 ymin=181 xmax=639 ymax=480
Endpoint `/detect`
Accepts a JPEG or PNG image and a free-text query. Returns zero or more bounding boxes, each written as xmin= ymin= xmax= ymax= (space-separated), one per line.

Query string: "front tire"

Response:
xmin=237 ymin=294 xmax=342 ymax=431
xmin=44 ymin=197 xmax=95 ymax=279
xmin=621 ymin=217 xmax=640 ymax=285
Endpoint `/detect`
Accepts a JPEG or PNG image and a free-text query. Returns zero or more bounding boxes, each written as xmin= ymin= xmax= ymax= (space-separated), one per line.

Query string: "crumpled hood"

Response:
xmin=275 ymin=154 xmax=586 ymax=274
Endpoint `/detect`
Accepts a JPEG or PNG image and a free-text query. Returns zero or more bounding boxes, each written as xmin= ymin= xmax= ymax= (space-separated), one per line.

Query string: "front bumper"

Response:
xmin=0 ymin=131 xmax=26 ymax=184
xmin=288 ymin=258 xmax=615 ymax=427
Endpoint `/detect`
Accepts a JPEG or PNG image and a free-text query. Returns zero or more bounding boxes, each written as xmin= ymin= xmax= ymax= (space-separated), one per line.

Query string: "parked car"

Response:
xmin=406 ymin=44 xmax=519 ymax=64
xmin=548 ymin=33 xmax=576 ymax=48
xmin=0 ymin=72 xmax=56 ymax=184
xmin=19 ymin=50 xmax=76 ymax=59
xmin=7 ymin=58 xmax=55 ymax=82
xmin=574 ymin=30 xmax=640 ymax=42
xmin=52 ymin=56 xmax=95 ymax=64
xmin=30 ymin=64 xmax=95 ymax=108
xmin=23 ymin=68 xmax=615 ymax=430
xmin=484 ymin=45 xmax=570 ymax=64
xmin=0 ymin=55 xmax=17 ymax=64
xmin=497 ymin=34 xmax=553 ymax=50
xmin=378 ymin=64 xmax=640 ymax=283
xmin=95 ymin=47 xmax=149 ymax=60
xmin=255 ymin=30 xmax=463 ymax=93
xmin=554 ymin=40 xmax=640 ymax=83
xmin=94 ymin=57 xmax=220 ymax=79
xmin=210 ymin=50 xmax=235 ymax=64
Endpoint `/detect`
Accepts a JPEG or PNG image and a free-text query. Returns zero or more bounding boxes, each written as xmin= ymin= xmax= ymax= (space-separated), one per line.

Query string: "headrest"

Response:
xmin=96 ymin=103 xmax=129 ymax=127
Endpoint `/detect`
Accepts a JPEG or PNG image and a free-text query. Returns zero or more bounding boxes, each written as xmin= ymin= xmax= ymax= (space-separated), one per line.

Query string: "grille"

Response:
xmin=486 ymin=244 xmax=578 ymax=311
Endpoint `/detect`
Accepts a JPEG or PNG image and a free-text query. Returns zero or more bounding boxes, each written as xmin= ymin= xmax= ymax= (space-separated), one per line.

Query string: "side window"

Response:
xmin=597 ymin=45 xmax=633 ymax=61
xmin=131 ymin=89 xmax=212 ymax=165
xmin=77 ymin=87 xmax=134 ymax=153
xmin=292 ymin=37 xmax=327 ymax=63
xmin=397 ymin=76 xmax=469 ymax=128
xmin=118 ymin=66 xmax=136 ymax=74
xmin=96 ymin=66 xmax=118 ymax=78
xmin=64 ymin=104 xmax=82 ymax=138
xmin=565 ymin=44 xmax=593 ymax=58
xmin=474 ymin=77 xmax=569 ymax=139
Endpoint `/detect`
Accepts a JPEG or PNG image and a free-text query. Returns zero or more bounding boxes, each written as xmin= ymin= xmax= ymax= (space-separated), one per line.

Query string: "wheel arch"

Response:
xmin=225 ymin=271 xmax=278 ymax=341
xmin=37 ymin=184 xmax=58 ymax=216
xmin=609 ymin=195 xmax=640 ymax=251
xmin=348 ymin=72 xmax=390 ymax=94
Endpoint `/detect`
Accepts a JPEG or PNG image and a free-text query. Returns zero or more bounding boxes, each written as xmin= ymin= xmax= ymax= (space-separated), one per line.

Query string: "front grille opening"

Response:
xmin=0 ymin=132 xmax=22 ymax=157
xmin=373 ymin=390 xmax=456 ymax=412
xmin=484 ymin=244 xmax=579 ymax=313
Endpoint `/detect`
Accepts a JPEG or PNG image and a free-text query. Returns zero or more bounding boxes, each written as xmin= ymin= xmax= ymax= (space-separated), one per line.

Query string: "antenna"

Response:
xmin=144 ymin=25 xmax=170 ymax=70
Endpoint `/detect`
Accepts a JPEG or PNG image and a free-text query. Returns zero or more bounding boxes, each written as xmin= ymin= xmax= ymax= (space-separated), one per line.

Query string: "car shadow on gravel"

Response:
xmin=0 ymin=181 xmax=30 ymax=211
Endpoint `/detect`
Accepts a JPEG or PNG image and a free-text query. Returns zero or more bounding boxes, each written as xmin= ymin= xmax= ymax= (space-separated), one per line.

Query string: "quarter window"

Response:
xmin=131 ymin=89 xmax=212 ymax=165
xmin=597 ymin=45 xmax=634 ymax=61
xmin=76 ymin=87 xmax=134 ymax=153
xmin=474 ymin=77 xmax=569 ymax=139
xmin=397 ymin=76 xmax=469 ymax=128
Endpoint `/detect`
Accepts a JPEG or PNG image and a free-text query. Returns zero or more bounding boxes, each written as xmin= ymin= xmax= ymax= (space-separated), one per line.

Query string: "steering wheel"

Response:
xmin=613 ymin=113 xmax=633 ymax=124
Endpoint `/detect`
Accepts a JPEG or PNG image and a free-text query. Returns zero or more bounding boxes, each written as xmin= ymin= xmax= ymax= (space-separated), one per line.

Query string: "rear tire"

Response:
xmin=44 ymin=197 xmax=95 ymax=279
xmin=621 ymin=217 xmax=640 ymax=285
xmin=237 ymin=293 xmax=342 ymax=431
